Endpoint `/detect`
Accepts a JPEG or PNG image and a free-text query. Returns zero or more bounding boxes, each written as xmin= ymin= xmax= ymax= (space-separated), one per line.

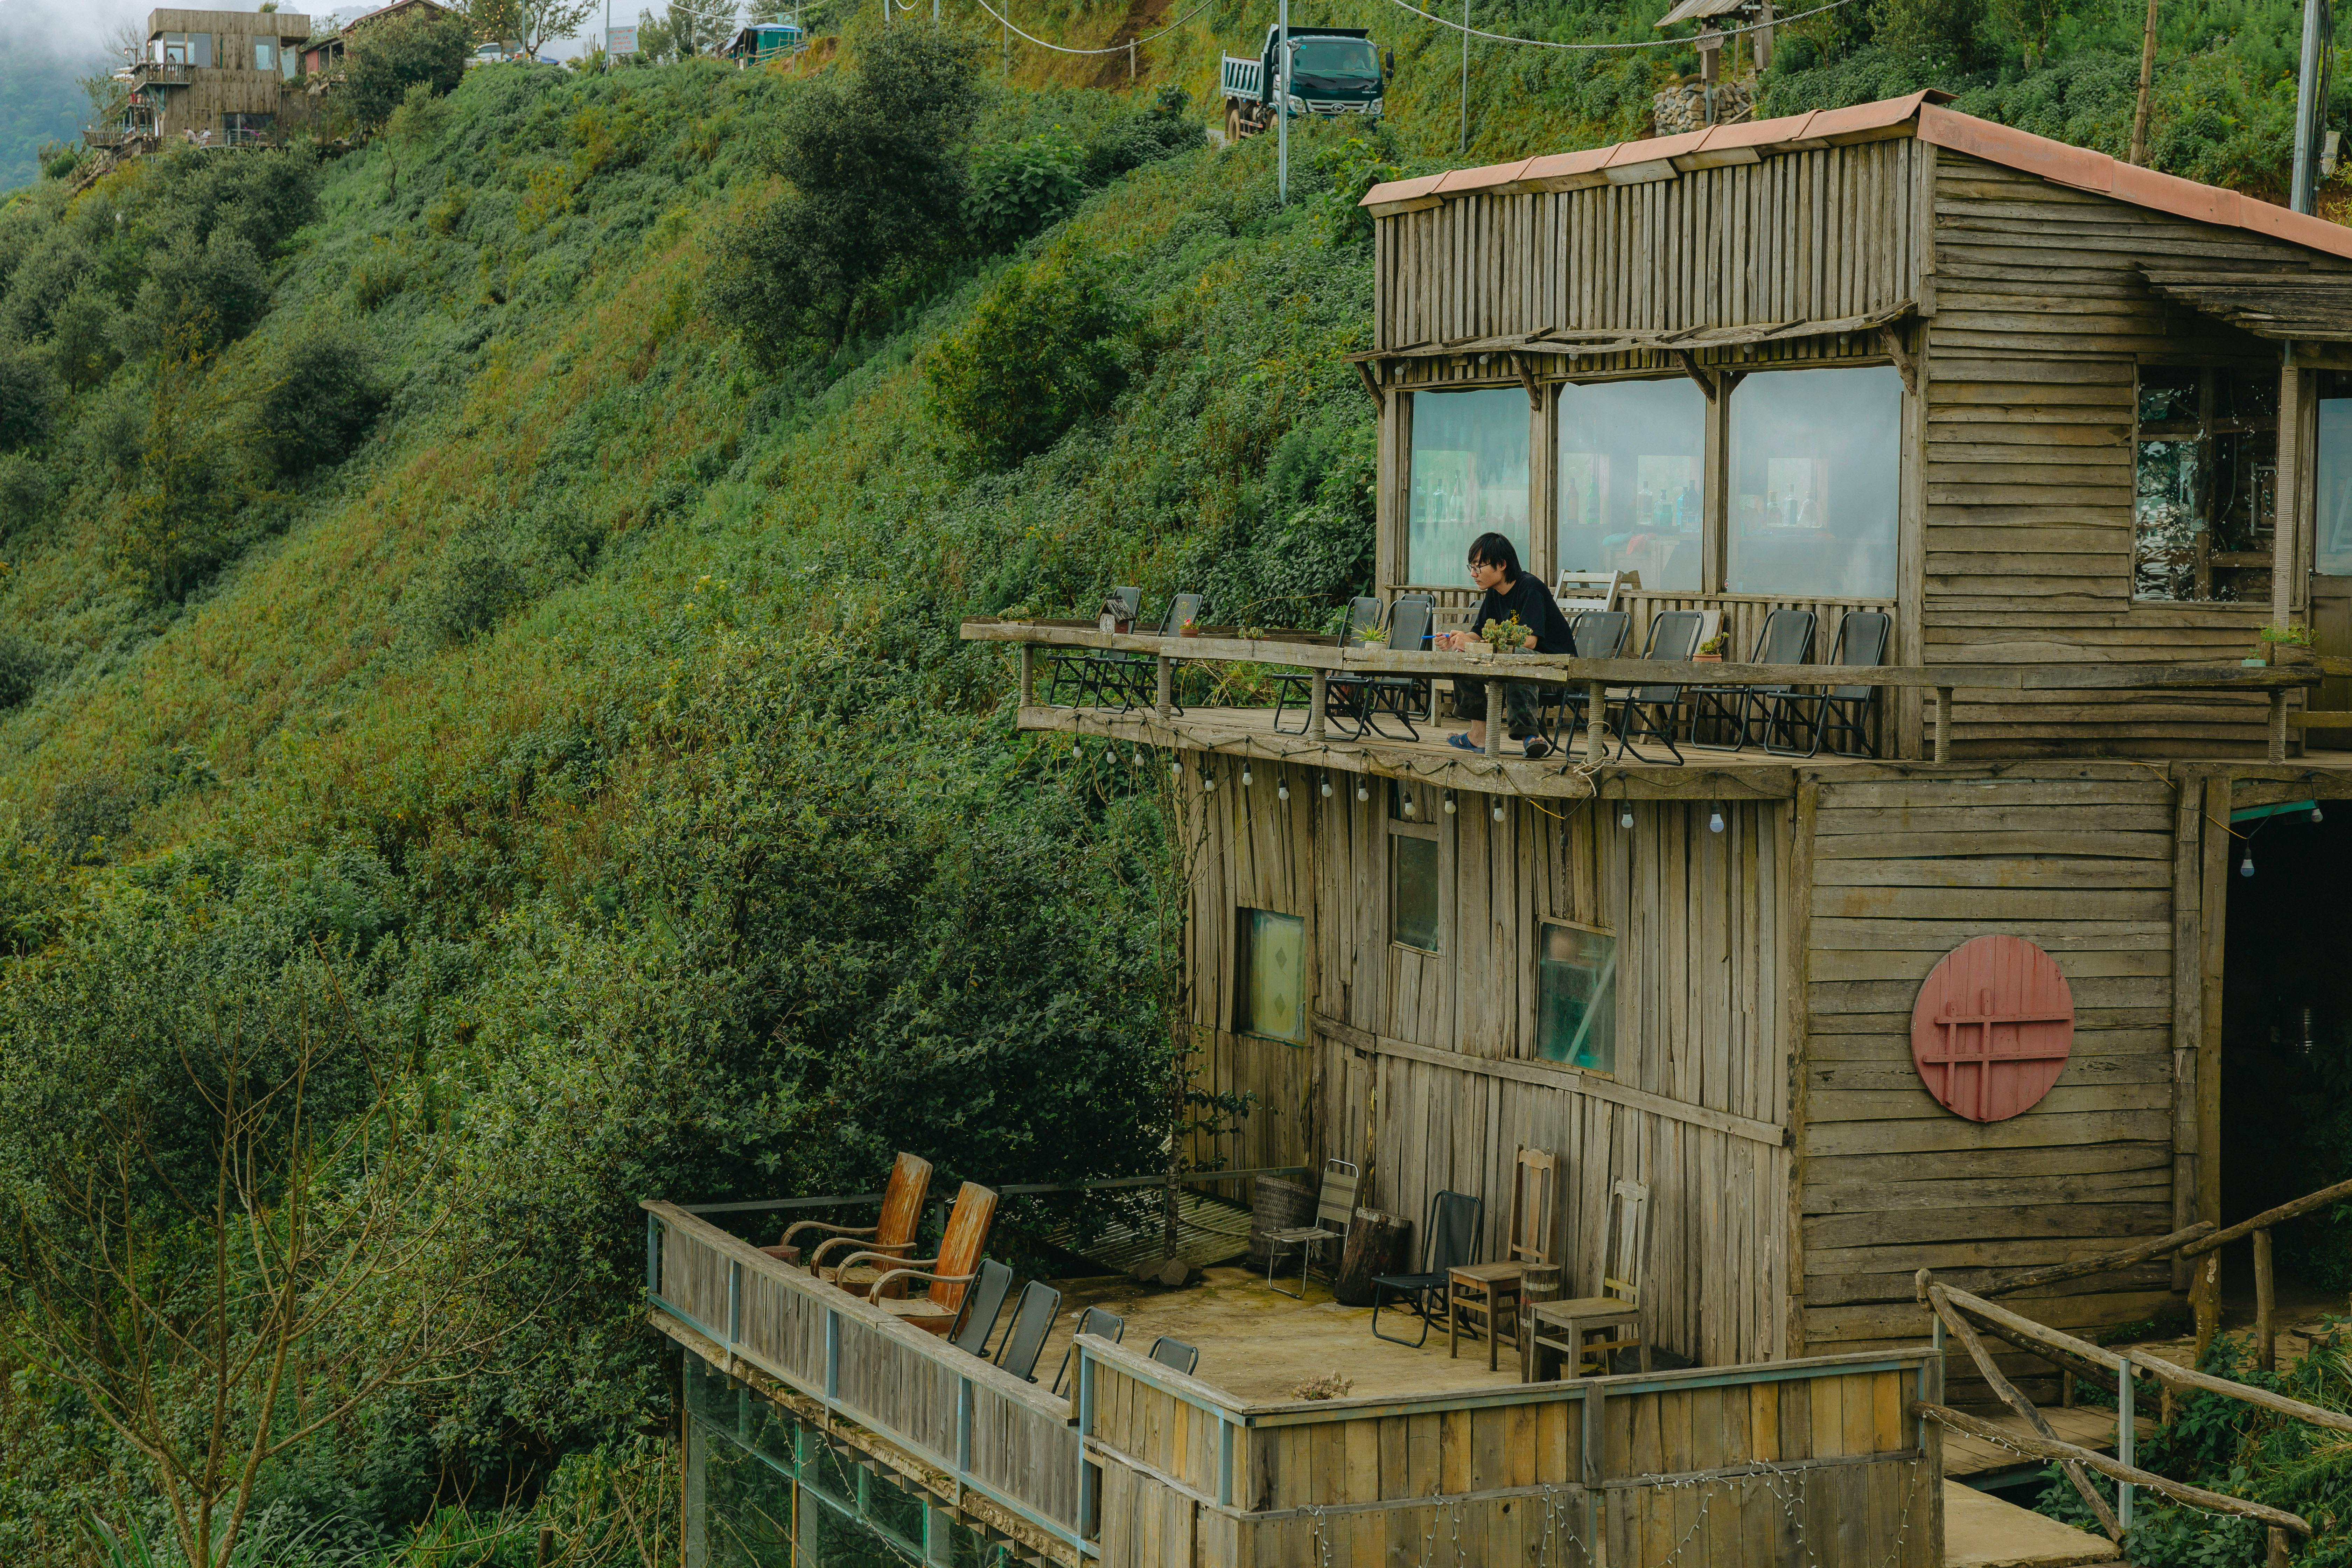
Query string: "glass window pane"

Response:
xmin=1558 ymin=378 xmax=1706 ymax=591
xmin=1409 ymin=388 xmax=1530 ymax=586
xmin=1536 ymin=923 xmax=1616 ymax=1072
xmin=2134 ymin=366 xmax=2278 ymax=601
xmin=1390 ymin=834 xmax=1441 ymax=952
xmin=1727 ymin=366 xmax=1901 ymax=598
xmin=2317 ymin=386 xmax=2352 ymax=576
xmin=1237 ymin=909 xmax=1306 ymax=1044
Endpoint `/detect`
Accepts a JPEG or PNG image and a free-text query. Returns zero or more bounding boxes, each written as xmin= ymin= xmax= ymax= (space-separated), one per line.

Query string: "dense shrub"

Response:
xmin=0 ymin=346 xmax=56 ymax=450
xmin=964 ymin=130 xmax=1087 ymax=250
xmin=0 ymin=633 xmax=42 ymax=709
xmin=342 ymin=9 xmax=475 ymax=132
xmin=258 ymin=318 xmax=386 ymax=476
xmin=922 ymin=237 xmax=1128 ymax=470
xmin=115 ymin=231 xmax=272 ymax=353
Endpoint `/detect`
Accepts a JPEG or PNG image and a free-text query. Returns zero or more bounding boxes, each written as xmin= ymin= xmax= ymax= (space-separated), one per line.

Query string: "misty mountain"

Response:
xmin=0 ymin=43 xmax=99 ymax=192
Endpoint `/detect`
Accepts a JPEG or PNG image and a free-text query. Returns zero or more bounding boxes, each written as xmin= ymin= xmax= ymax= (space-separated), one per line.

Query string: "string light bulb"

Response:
xmin=1356 ymin=780 xmax=1370 ymax=803
xmin=1442 ymin=791 xmax=1456 ymax=815
xmin=1277 ymin=779 xmax=1290 ymax=801
xmin=2241 ymin=848 xmax=2255 ymax=878
xmin=1320 ymin=773 xmax=1333 ymax=799
xmin=1492 ymin=800 xmax=1505 ymax=823
xmin=1202 ymin=768 xmax=1216 ymax=792
xmin=1620 ymin=806 xmax=1635 ymax=829
xmin=1240 ymin=764 xmax=1253 ymax=787
xmin=1708 ymin=805 xmax=1726 ymax=834
xmin=1402 ymin=792 xmax=1416 ymax=817
xmin=2314 ymin=804 xmax=2326 ymax=824
xmin=1170 ymin=758 xmax=1182 ymax=781
xmin=1130 ymin=749 xmax=1142 ymax=767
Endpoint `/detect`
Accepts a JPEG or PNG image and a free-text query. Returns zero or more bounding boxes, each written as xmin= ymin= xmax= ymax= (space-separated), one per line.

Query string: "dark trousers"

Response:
xmin=1461 ymin=678 xmax=1542 ymax=738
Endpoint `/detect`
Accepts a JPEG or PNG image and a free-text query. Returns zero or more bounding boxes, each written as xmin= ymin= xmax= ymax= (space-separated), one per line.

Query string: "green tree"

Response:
xmin=923 ymin=236 xmax=1128 ymax=471
xmin=341 ymin=8 xmax=472 ymax=132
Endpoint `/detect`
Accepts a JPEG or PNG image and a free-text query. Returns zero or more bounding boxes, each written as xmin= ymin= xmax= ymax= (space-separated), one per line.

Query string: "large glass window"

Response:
xmin=1390 ymin=833 xmax=1441 ymax=952
xmin=1535 ymin=921 xmax=1617 ymax=1073
xmin=1234 ymin=909 xmax=1306 ymax=1044
xmin=1409 ymin=388 xmax=1529 ymax=585
xmin=1727 ymin=366 xmax=1901 ymax=598
xmin=2316 ymin=373 xmax=2352 ymax=576
xmin=2134 ymin=365 xmax=2277 ymax=601
xmin=1557 ymin=378 xmax=1706 ymax=592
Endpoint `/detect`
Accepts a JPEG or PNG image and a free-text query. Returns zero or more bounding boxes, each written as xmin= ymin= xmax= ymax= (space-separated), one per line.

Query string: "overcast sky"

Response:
xmin=0 ymin=0 xmax=621 ymax=64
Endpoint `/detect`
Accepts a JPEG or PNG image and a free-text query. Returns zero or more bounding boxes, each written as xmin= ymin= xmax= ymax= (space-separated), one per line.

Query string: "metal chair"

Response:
xmin=1272 ymin=598 xmax=1382 ymax=733
xmin=1539 ymin=610 xmax=1630 ymax=749
xmin=1332 ymin=595 xmax=1435 ymax=740
xmin=1044 ymin=586 xmax=1138 ymax=705
xmin=950 ymin=1258 xmax=1016 ymax=1358
xmin=1760 ymin=610 xmax=1890 ymax=758
xmin=1689 ymin=609 xmax=1815 ymax=751
xmin=1148 ymin=1336 xmax=1200 ymax=1377
xmin=1096 ymin=592 xmax=1204 ymax=713
xmin=1262 ymin=1157 xmax=1359 ymax=1300
xmin=994 ymin=1280 xmax=1063 ymax=1384
xmin=1370 ymin=1189 xmax=1484 ymax=1348
xmin=1610 ymin=610 xmax=1705 ymax=764
xmin=1050 ymin=1304 xmax=1125 ymax=1395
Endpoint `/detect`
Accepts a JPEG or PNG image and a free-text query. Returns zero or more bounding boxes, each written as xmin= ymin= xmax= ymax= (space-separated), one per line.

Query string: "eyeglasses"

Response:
xmin=1466 ymin=560 xmax=1497 ymax=576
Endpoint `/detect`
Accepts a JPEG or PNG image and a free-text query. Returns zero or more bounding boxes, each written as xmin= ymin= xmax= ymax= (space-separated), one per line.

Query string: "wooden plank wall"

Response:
xmin=1921 ymin=149 xmax=2351 ymax=755
xmin=1795 ymin=769 xmax=2182 ymax=1393
xmin=1376 ymin=139 xmax=1927 ymax=356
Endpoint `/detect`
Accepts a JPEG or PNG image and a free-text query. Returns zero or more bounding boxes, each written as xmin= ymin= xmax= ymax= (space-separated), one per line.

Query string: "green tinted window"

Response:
xmin=1409 ymin=389 xmax=1530 ymax=586
xmin=1536 ymin=922 xmax=1616 ymax=1072
xmin=1236 ymin=909 xmax=1306 ymax=1044
xmin=1391 ymin=835 xmax=1441 ymax=952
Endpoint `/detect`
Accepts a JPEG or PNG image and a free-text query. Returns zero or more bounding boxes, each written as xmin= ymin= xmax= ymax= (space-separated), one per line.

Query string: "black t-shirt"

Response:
xmin=1474 ymin=574 xmax=1576 ymax=654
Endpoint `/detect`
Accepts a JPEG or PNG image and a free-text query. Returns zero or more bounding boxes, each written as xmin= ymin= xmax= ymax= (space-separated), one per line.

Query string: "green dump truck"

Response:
xmin=1219 ymin=26 xmax=1387 ymax=141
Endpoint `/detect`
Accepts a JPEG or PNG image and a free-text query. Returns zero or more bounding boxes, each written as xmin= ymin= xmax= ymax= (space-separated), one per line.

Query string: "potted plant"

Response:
xmin=1695 ymin=633 xmax=1728 ymax=662
xmin=1180 ymin=616 xmax=1201 ymax=639
xmin=997 ymin=603 xmax=1035 ymax=625
xmin=1477 ymin=614 xmax=1530 ymax=657
xmin=2259 ymin=623 xmax=2317 ymax=667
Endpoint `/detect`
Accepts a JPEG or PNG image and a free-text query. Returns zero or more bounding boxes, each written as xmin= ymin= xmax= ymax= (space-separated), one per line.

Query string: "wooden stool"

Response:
xmin=1447 ymin=1261 xmax=1528 ymax=1370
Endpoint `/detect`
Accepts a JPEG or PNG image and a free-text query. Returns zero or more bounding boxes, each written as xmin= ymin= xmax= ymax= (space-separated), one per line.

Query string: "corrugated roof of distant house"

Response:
xmin=1359 ymin=91 xmax=2352 ymax=263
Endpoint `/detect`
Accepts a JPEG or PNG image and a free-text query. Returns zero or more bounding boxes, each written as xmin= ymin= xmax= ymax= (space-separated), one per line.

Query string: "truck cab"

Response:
xmin=1220 ymin=26 xmax=1384 ymax=141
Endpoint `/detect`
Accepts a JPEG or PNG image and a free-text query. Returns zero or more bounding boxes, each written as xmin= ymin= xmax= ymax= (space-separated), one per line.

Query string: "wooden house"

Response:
xmin=133 ymin=9 xmax=315 ymax=145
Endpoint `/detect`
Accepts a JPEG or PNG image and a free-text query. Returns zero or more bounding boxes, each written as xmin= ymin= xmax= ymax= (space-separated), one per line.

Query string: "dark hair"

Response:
xmin=1466 ymin=532 xmax=1521 ymax=579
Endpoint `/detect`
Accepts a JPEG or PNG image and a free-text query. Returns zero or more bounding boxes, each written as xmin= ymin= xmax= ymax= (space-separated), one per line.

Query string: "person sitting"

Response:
xmin=1436 ymin=532 xmax=1575 ymax=760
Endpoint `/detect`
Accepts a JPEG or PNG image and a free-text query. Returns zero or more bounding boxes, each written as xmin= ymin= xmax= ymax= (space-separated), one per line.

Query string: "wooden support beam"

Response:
xmin=1933 ymin=687 xmax=1953 ymax=763
xmin=1308 ymin=669 xmax=1327 ymax=743
xmin=2270 ymin=688 xmax=2290 ymax=761
xmin=1911 ymin=1402 xmax=2312 ymax=1539
xmin=1018 ymin=645 xmax=1035 ymax=706
xmin=1508 ymin=351 xmax=1540 ymax=411
xmin=1484 ymin=680 xmax=1504 ymax=756
xmin=1584 ymin=681 xmax=1605 ymax=764
xmin=2255 ymin=1228 xmax=2277 ymax=1373
xmin=1980 ymin=1220 xmax=2214 ymax=1297
xmin=1927 ymin=1286 xmax=2121 ymax=1540
xmin=1352 ymin=359 xmax=1385 ymax=410
xmin=1879 ymin=322 xmax=1917 ymax=395
xmin=1155 ymin=656 xmax=1172 ymax=722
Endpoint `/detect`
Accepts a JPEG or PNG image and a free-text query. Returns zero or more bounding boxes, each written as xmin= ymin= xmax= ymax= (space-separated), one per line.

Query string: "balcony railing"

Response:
xmin=131 ymin=60 xmax=194 ymax=84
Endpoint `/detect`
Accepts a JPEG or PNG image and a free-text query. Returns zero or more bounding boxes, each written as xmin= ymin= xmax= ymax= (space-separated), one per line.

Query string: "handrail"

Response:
xmin=681 ymin=1163 xmax=1308 ymax=1216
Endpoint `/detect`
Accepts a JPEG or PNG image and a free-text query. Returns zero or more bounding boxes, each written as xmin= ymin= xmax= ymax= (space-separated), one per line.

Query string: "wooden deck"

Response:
xmin=1941 ymin=1481 xmax=2119 ymax=1568
xmin=1939 ymin=1406 xmax=2153 ymax=1488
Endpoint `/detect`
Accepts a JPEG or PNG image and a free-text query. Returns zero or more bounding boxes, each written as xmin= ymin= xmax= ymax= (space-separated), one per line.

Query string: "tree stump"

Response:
xmin=1334 ymin=1207 xmax=1411 ymax=1307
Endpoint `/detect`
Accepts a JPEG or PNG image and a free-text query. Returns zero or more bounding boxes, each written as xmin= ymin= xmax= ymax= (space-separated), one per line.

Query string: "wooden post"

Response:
xmin=2062 ymin=1370 xmax=2077 ymax=1407
xmin=1017 ymin=644 xmax=1035 ymax=706
xmin=1934 ymin=687 xmax=1954 ymax=763
xmin=2270 ymin=687 xmax=2291 ymax=761
xmin=1156 ymin=655 xmax=1172 ymax=723
xmin=2256 ymin=1228 xmax=2277 ymax=1372
xmin=2271 ymin=1525 xmax=2296 ymax=1567
xmin=1484 ymin=680 xmax=1504 ymax=756
xmin=2195 ymin=1253 xmax=2223 ymax=1362
xmin=2129 ymin=0 xmax=2160 ymax=164
xmin=1128 ymin=38 xmax=1135 ymax=81
xmin=1309 ymin=668 xmax=1328 ymax=743
xmin=1584 ymin=681 xmax=1605 ymax=764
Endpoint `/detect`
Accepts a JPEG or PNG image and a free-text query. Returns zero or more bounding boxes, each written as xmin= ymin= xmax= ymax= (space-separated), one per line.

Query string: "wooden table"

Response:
xmin=1524 ymin=1296 xmax=1646 ymax=1381
xmin=1447 ymin=1262 xmax=1528 ymax=1370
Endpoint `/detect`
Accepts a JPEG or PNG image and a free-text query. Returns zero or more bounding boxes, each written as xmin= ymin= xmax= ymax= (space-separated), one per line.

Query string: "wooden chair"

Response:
xmin=1447 ymin=1146 xmax=1556 ymax=1372
xmin=765 ymin=1152 xmax=931 ymax=1289
xmin=1554 ymin=568 xmax=1634 ymax=614
xmin=1526 ymin=1178 xmax=1651 ymax=1380
xmin=845 ymin=1181 xmax=999 ymax=1336
xmin=1262 ymin=1157 xmax=1359 ymax=1299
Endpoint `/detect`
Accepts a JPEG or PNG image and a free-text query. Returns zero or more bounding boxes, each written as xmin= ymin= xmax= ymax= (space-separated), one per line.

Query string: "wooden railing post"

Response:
xmin=2117 ymin=1353 xmax=2135 ymax=1528
xmin=1156 ymin=656 xmax=1172 ymax=722
xmin=1077 ymin=1347 xmax=1098 ymax=1542
xmin=1308 ymin=669 xmax=1328 ymax=743
xmin=1218 ymin=1414 xmax=1234 ymax=1507
xmin=1017 ymin=644 xmax=1035 ymax=706
xmin=726 ymin=1260 xmax=742 ymax=1362
xmin=2256 ymin=1227 xmax=2277 ymax=1372
xmin=1584 ymin=681 xmax=1605 ymax=764
xmin=1934 ymin=687 xmax=1954 ymax=763
xmin=2270 ymin=688 xmax=2290 ymax=762
xmin=1484 ymin=680 xmax=1504 ymax=756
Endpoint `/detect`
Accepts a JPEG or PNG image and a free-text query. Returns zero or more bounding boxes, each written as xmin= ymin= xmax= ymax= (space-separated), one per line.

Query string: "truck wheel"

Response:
xmin=1225 ymin=102 xmax=1242 ymax=143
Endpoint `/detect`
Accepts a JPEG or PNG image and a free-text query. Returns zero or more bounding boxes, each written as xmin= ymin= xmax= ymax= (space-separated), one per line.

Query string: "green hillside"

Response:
xmin=0 ymin=1 xmax=2347 ymax=1562
xmin=0 ymin=43 xmax=96 ymax=192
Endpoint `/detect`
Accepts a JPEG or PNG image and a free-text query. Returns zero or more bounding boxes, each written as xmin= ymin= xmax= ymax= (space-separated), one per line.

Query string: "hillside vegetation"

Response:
xmin=0 ymin=1 xmax=2346 ymax=1564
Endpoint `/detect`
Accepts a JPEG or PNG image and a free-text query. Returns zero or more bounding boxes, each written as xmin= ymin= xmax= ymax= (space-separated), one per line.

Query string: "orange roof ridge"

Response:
xmin=1360 ymin=92 xmax=2352 ymax=262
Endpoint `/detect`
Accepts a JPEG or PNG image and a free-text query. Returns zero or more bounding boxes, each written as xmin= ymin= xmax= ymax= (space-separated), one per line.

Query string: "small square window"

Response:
xmin=1390 ymin=835 xmax=1441 ymax=952
xmin=1536 ymin=922 xmax=1616 ymax=1072
xmin=1234 ymin=909 xmax=1306 ymax=1045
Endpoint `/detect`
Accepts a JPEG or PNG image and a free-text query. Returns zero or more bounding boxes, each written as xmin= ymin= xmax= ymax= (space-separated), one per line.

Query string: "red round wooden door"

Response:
xmin=1910 ymin=935 xmax=2075 ymax=1122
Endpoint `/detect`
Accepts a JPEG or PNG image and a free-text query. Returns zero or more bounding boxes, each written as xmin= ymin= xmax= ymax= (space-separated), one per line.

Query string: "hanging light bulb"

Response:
xmin=1708 ymin=805 xmax=1726 ymax=834
xmin=1356 ymin=780 xmax=1370 ymax=803
xmin=1072 ymin=740 xmax=1084 ymax=760
xmin=2241 ymin=848 xmax=2256 ymax=878
xmin=1278 ymin=779 xmax=1290 ymax=801
xmin=1619 ymin=804 xmax=1634 ymax=829
xmin=1170 ymin=758 xmax=1183 ymax=780
xmin=1241 ymin=763 xmax=1253 ymax=787
xmin=1203 ymin=768 xmax=1217 ymax=792
xmin=1130 ymin=749 xmax=1142 ymax=767
xmin=1320 ymin=773 xmax=1333 ymax=799
xmin=1442 ymin=791 xmax=1456 ymax=815
xmin=1402 ymin=793 xmax=1416 ymax=817
xmin=1491 ymin=800 xmax=1505 ymax=823
xmin=2313 ymin=804 xmax=2326 ymax=824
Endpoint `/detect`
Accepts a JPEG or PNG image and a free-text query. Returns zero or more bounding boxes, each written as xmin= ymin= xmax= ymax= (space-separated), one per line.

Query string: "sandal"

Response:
xmin=1446 ymin=733 xmax=1480 ymax=751
xmin=1524 ymin=737 xmax=1554 ymax=760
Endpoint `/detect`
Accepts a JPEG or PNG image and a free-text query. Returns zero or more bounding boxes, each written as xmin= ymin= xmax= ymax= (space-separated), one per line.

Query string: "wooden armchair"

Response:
xmin=763 ymin=1152 xmax=931 ymax=1292
xmin=840 ymin=1181 xmax=1000 ymax=1337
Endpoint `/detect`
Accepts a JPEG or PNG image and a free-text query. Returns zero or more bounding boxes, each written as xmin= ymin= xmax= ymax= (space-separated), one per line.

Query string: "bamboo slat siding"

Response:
xmin=1375 ymin=140 xmax=1928 ymax=355
xmin=1916 ymin=149 xmax=2352 ymax=756
xmin=1793 ymin=771 xmax=2182 ymax=1397
xmin=1186 ymin=760 xmax=1793 ymax=1370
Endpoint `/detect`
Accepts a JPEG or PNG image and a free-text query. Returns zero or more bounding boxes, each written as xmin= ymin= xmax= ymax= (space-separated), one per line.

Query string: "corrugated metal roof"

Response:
xmin=1360 ymin=94 xmax=2352 ymax=263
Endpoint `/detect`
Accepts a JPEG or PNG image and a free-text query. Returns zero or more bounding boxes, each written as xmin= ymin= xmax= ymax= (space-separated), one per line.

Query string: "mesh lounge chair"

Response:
xmin=1688 ymin=609 xmax=1815 ymax=752
xmin=1044 ymin=587 xmax=1139 ymax=706
xmin=1272 ymin=598 xmax=1382 ymax=734
xmin=1537 ymin=610 xmax=1630 ymax=749
xmin=1148 ymin=1336 xmax=1200 ymax=1377
xmin=1370 ymin=1189 xmax=1484 ymax=1348
xmin=1610 ymin=611 xmax=1705 ymax=765
xmin=994 ymin=1280 xmax=1063 ymax=1384
xmin=1262 ymin=1157 xmax=1359 ymax=1300
xmin=1094 ymin=593 xmax=1204 ymax=713
xmin=1757 ymin=610 xmax=1890 ymax=758
xmin=949 ymin=1258 xmax=1015 ymax=1359
xmin=1331 ymin=595 xmax=1435 ymax=741
xmin=1050 ymin=1305 xmax=1126 ymax=1395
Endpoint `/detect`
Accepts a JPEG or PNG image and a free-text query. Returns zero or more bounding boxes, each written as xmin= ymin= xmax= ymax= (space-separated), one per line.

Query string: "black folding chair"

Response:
xmin=994 ymin=1280 xmax=1063 ymax=1384
xmin=1370 ymin=1189 xmax=1484 ymax=1348
xmin=1148 ymin=1335 xmax=1200 ymax=1377
xmin=949 ymin=1258 xmax=1016 ymax=1358
xmin=1272 ymin=597 xmax=1382 ymax=734
xmin=1332 ymin=595 xmax=1435 ymax=741
xmin=1050 ymin=1305 xmax=1126 ymax=1396
xmin=1758 ymin=610 xmax=1890 ymax=757
xmin=1689 ymin=609 xmax=1815 ymax=752
xmin=1090 ymin=593 xmax=1202 ymax=713
xmin=1611 ymin=610 xmax=1706 ymax=765
xmin=1044 ymin=587 xmax=1139 ymax=706
xmin=1539 ymin=609 xmax=1630 ymax=750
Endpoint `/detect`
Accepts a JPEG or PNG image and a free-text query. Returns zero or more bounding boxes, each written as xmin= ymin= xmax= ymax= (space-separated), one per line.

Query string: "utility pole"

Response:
xmin=2292 ymin=0 xmax=2326 ymax=211
xmin=2128 ymin=0 xmax=2157 ymax=163
xmin=1459 ymin=0 xmax=1470 ymax=152
xmin=1277 ymin=0 xmax=1289 ymax=205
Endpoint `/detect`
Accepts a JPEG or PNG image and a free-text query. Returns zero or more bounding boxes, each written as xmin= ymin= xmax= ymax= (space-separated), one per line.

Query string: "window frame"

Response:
xmin=1385 ymin=781 xmax=1445 ymax=955
xmin=2130 ymin=359 xmax=2282 ymax=606
xmin=1531 ymin=917 xmax=1619 ymax=1076
xmin=1232 ymin=906 xmax=1308 ymax=1046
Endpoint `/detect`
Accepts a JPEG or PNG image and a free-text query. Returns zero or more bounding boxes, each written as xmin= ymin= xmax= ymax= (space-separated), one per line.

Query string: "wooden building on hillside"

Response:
xmin=123 ymin=9 xmax=316 ymax=146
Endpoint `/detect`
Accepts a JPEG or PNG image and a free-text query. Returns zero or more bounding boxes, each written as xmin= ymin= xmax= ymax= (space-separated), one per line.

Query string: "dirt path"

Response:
xmin=1084 ymin=0 xmax=1176 ymax=91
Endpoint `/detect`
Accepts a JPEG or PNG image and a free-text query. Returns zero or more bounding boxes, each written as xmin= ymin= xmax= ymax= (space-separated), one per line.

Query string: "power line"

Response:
xmin=1374 ymin=0 xmax=1860 ymax=52
xmin=965 ymin=0 xmax=1220 ymax=56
